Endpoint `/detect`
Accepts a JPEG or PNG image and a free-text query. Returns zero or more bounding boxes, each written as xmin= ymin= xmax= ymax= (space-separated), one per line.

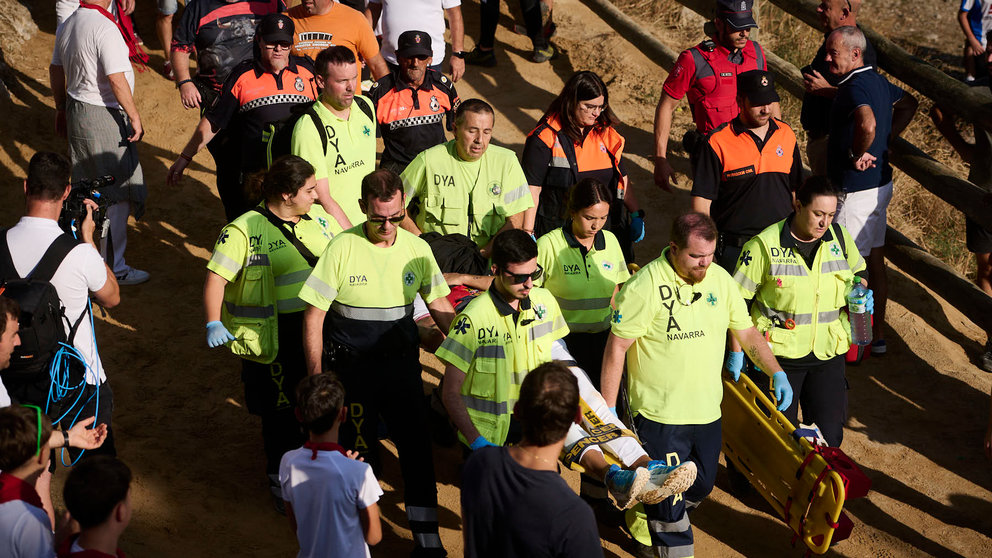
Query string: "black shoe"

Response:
xmin=464 ymin=47 xmax=497 ymax=67
xmin=981 ymin=340 xmax=992 ymax=372
xmin=630 ymin=540 xmax=656 ymax=558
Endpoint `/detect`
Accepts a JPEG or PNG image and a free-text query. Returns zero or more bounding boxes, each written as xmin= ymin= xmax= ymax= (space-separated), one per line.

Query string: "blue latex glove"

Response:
xmin=528 ymin=232 xmax=537 ymax=242
xmin=609 ymin=406 xmax=617 ymax=417
xmin=772 ymin=371 xmax=793 ymax=412
xmin=864 ymin=288 xmax=874 ymax=314
xmin=630 ymin=215 xmax=646 ymax=243
xmin=725 ymin=351 xmax=744 ymax=381
xmin=206 ymin=321 xmax=235 ymax=348
xmin=470 ymin=435 xmax=496 ymax=451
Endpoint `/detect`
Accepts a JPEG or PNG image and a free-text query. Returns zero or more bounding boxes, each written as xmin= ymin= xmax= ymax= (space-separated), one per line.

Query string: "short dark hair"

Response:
xmin=515 ymin=361 xmax=578 ymax=446
xmin=796 ymin=175 xmax=845 ymax=206
xmin=25 ymin=152 xmax=71 ymax=201
xmin=315 ymin=45 xmax=357 ymax=77
xmin=544 ymin=71 xmax=619 ymax=144
xmin=491 ymin=229 xmax=538 ymax=270
xmin=0 ymin=296 xmax=19 ymax=336
xmin=670 ymin=211 xmax=718 ymax=248
xmin=0 ymin=405 xmax=52 ymax=470
xmin=454 ymin=98 xmax=494 ymax=128
xmin=296 ymin=374 xmax=346 ymax=435
xmin=63 ymin=456 xmax=132 ymax=529
xmin=361 ymin=168 xmax=404 ymax=203
xmin=567 ymin=178 xmax=612 ymax=215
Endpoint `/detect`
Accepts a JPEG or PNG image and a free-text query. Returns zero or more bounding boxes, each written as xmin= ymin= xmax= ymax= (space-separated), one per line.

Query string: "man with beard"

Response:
xmin=367 ymin=30 xmax=460 ymax=174
xmin=601 ymin=212 xmax=792 ymax=558
xmin=653 ymin=0 xmax=778 ymax=191
xmin=690 ymin=70 xmax=802 ymax=272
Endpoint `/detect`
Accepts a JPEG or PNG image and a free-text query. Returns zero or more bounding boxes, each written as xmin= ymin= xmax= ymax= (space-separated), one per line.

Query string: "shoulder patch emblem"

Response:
xmin=454 ymin=316 xmax=470 ymax=334
xmin=403 ymin=271 xmax=416 ymax=286
xmin=489 ymin=182 xmax=502 ymax=197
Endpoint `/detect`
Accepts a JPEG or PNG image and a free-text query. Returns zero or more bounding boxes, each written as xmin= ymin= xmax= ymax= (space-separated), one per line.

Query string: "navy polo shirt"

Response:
xmin=827 ymin=66 xmax=905 ymax=193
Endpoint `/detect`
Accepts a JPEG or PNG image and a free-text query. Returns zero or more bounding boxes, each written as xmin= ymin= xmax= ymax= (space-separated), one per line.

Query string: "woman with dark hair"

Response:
xmin=523 ymin=71 xmax=644 ymax=261
xmin=202 ymin=155 xmax=339 ymax=510
xmin=536 ymin=178 xmax=630 ymax=388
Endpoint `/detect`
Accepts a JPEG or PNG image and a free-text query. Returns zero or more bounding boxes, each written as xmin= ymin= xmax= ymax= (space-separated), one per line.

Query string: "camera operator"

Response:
xmin=3 ymin=152 xmax=120 ymax=456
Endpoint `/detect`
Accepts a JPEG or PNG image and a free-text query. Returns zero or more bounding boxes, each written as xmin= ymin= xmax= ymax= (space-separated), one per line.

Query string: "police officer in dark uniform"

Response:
xmin=690 ymin=70 xmax=801 ymax=272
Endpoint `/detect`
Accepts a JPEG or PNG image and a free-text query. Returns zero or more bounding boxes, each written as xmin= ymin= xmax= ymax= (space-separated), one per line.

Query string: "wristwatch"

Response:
xmin=452 ymin=51 xmax=467 ymax=59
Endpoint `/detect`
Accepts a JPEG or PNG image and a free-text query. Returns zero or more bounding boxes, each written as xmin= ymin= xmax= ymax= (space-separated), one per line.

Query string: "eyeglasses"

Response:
xmin=367 ymin=212 xmax=406 ymax=225
xmin=675 ymin=283 xmax=701 ymax=306
xmin=578 ymin=102 xmax=605 ymax=113
xmin=501 ymin=264 xmax=543 ymax=285
xmin=264 ymin=42 xmax=292 ymax=51
xmin=22 ymin=404 xmax=43 ymax=456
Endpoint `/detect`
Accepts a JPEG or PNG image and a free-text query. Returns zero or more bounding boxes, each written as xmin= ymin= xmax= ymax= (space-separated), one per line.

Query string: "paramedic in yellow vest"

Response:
xmin=535 ymin=177 xmax=628 ymax=388
xmin=399 ymin=98 xmax=533 ymax=258
xmin=299 ymin=169 xmax=454 ymax=557
xmin=601 ymin=212 xmax=793 ymax=558
xmin=731 ymin=177 xmax=869 ymax=448
xmin=290 ymin=46 xmax=378 ymax=230
xmin=203 ymin=155 xmax=339 ymax=509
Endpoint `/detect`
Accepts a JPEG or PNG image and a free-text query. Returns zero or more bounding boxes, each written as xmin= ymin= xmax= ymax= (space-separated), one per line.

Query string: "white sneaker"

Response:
xmin=638 ymin=461 xmax=698 ymax=505
xmin=605 ymin=465 xmax=649 ymax=510
xmin=116 ymin=268 xmax=150 ymax=286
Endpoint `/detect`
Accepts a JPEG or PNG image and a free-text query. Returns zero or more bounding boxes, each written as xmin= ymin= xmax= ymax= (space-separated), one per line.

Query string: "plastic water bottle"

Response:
xmin=847 ymin=284 xmax=873 ymax=346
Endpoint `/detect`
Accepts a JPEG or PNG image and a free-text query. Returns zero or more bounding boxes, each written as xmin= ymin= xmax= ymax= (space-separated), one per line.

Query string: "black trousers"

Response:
xmin=479 ymin=0 xmax=546 ymax=49
xmin=563 ymin=329 xmax=610 ymax=390
xmin=328 ymin=342 xmax=443 ymax=551
xmin=780 ymin=355 xmax=848 ymax=447
xmin=241 ymin=313 xmax=307 ymax=477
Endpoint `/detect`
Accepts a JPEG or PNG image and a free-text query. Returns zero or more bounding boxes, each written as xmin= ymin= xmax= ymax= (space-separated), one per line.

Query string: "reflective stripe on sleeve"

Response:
xmin=210 ymin=251 xmax=242 ymax=275
xmin=733 ymin=270 xmax=758 ymax=293
xmin=440 ymin=338 xmax=473 ymax=364
xmin=503 ymin=184 xmax=530 ymax=205
xmin=302 ymin=274 xmax=338 ymax=302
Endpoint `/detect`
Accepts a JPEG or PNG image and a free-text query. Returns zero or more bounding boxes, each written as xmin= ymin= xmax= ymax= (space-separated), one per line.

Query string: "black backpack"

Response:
xmin=0 ymin=230 xmax=85 ymax=380
xmin=264 ymin=97 xmax=375 ymax=166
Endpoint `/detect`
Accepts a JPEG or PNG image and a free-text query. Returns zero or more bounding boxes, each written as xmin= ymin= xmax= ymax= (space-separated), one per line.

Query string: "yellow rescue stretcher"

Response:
xmin=722 ymin=372 xmax=862 ymax=555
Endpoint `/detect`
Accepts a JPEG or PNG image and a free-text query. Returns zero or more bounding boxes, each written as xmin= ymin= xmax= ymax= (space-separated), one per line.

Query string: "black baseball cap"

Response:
xmin=257 ymin=14 xmax=294 ymax=44
xmin=396 ymin=30 xmax=433 ymax=58
xmin=717 ymin=0 xmax=758 ymax=30
xmin=737 ymin=70 xmax=780 ymax=106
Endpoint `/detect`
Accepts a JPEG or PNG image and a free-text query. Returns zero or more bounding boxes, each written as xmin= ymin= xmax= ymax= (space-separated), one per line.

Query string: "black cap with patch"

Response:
xmin=716 ymin=0 xmax=758 ymax=30
xmin=257 ymin=14 xmax=294 ymax=44
xmin=397 ymin=30 xmax=433 ymax=58
xmin=737 ymin=70 xmax=780 ymax=106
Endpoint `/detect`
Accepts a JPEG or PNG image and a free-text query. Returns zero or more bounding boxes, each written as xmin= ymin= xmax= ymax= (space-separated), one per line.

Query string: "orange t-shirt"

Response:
xmin=288 ymin=2 xmax=379 ymax=76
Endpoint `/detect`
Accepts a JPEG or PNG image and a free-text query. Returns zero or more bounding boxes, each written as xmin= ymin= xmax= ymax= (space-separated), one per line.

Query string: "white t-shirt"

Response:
xmin=6 ymin=218 xmax=109 ymax=384
xmin=52 ymin=7 xmax=134 ymax=109
xmin=0 ymin=384 xmax=10 ymax=407
xmin=0 ymin=499 xmax=54 ymax=558
xmin=371 ymin=0 xmax=460 ymax=65
xmin=280 ymin=446 xmax=383 ymax=558
xmin=56 ymin=0 xmax=118 ymax=27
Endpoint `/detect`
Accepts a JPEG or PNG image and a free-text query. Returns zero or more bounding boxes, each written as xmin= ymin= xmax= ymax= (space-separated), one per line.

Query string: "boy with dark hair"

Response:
xmin=59 ymin=456 xmax=132 ymax=558
xmin=460 ymin=361 xmax=603 ymax=558
xmin=279 ymin=374 xmax=383 ymax=558
xmin=0 ymin=404 xmax=55 ymax=558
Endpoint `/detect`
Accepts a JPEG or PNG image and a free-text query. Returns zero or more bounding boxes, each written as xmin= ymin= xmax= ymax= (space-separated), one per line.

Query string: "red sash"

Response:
xmin=78 ymin=1 xmax=148 ymax=70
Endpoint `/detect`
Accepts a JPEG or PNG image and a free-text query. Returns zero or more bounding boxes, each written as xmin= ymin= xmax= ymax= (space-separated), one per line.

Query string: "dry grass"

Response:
xmin=611 ymin=0 xmax=979 ymax=279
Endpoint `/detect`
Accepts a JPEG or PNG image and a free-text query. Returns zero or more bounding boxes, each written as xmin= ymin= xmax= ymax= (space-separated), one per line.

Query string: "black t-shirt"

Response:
xmin=800 ymin=27 xmax=878 ymax=137
xmin=461 ymin=447 xmax=604 ymax=558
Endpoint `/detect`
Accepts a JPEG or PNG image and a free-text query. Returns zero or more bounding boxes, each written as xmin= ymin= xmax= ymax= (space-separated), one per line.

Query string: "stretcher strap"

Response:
xmin=561 ymin=397 xmax=640 ymax=469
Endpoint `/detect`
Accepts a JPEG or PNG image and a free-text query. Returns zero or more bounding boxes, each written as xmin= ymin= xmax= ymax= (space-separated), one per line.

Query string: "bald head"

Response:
xmin=817 ymin=0 xmax=860 ymax=32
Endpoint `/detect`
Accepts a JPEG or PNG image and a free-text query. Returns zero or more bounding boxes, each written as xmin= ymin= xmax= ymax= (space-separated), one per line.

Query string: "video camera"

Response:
xmin=59 ymin=175 xmax=116 ymax=238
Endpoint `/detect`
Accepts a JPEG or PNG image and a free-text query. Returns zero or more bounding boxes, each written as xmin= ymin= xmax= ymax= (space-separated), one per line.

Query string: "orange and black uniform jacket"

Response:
xmin=367 ymin=69 xmax=460 ymax=168
xmin=205 ymin=55 xmax=318 ymax=171
xmin=691 ymin=117 xmax=801 ymax=239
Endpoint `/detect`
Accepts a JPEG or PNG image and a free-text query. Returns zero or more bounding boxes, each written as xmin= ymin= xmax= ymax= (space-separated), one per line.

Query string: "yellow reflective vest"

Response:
xmin=436 ymin=287 xmax=569 ymax=445
xmin=733 ymin=219 xmax=866 ymax=360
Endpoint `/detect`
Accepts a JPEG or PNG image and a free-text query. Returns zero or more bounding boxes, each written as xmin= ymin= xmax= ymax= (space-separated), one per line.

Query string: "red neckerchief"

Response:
xmin=0 ymin=471 xmax=44 ymax=510
xmin=56 ymin=535 xmax=126 ymax=558
xmin=77 ymin=2 xmax=149 ymax=70
xmin=303 ymin=441 xmax=348 ymax=460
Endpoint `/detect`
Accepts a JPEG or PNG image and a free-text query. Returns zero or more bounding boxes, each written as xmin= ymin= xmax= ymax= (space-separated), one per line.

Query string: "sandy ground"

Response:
xmin=1 ymin=0 xmax=991 ymax=556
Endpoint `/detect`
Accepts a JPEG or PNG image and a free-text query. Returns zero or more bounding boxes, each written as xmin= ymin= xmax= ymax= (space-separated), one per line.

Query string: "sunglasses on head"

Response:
xmin=500 ymin=264 xmax=543 ymax=284
xmin=22 ymin=404 xmax=43 ymax=456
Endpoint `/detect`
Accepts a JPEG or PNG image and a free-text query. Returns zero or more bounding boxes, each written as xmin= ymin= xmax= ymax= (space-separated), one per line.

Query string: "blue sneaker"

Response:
xmin=605 ymin=464 xmax=648 ymax=510
xmin=640 ymin=461 xmax=698 ymax=505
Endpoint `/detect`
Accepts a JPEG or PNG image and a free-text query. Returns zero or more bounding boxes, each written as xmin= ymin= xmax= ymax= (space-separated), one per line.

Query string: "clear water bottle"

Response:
xmin=847 ymin=284 xmax=873 ymax=346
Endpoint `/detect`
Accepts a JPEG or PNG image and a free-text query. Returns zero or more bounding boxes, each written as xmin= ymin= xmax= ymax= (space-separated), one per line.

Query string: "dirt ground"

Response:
xmin=1 ymin=0 xmax=991 ymax=556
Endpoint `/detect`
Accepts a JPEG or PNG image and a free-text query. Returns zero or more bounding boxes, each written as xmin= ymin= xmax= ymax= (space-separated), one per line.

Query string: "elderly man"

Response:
xmin=825 ymin=25 xmax=917 ymax=355
xmin=167 ymin=14 xmax=319 ymax=220
xmin=368 ymin=30 xmax=460 ymax=175
xmin=800 ymin=0 xmax=877 ymax=176
xmin=654 ymin=0 xmax=778 ymax=191
xmin=50 ymin=0 xmax=149 ymax=285
xmin=400 ymin=99 xmax=532 ymax=257
xmin=691 ymin=70 xmax=802 ymax=271
xmin=370 ymin=0 xmax=466 ymax=82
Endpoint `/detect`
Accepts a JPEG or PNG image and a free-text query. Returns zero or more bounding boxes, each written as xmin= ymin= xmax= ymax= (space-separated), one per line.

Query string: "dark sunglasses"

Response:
xmin=367 ymin=212 xmax=406 ymax=225
xmin=501 ymin=264 xmax=543 ymax=285
xmin=22 ymin=404 xmax=43 ymax=456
